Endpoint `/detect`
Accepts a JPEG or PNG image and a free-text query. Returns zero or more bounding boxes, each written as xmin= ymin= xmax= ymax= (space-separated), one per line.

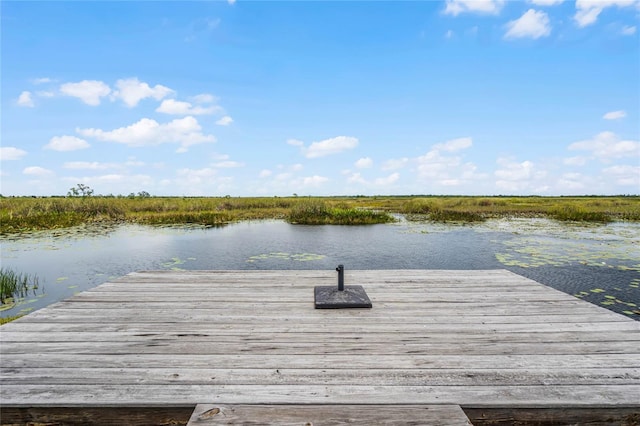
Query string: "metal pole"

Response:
xmin=336 ymin=264 xmax=344 ymax=291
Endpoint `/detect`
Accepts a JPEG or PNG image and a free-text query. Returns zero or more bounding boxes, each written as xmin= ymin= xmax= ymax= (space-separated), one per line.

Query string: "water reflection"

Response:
xmin=1 ymin=219 xmax=638 ymax=319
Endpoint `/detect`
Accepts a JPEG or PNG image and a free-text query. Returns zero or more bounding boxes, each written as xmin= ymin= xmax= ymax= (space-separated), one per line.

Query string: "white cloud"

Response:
xmin=621 ymin=25 xmax=637 ymax=35
xmin=382 ymin=157 xmax=409 ymax=171
xmin=495 ymin=158 xmax=537 ymax=181
xmin=411 ymin=137 xmax=485 ymax=188
xmin=23 ymin=166 xmax=53 ymax=176
xmin=63 ymin=161 xmax=118 ymax=170
xmin=416 ymin=137 xmax=473 ymax=176
xmin=355 ymin=157 xmax=373 ymax=169
xmin=305 ymin=136 xmax=358 ymax=158
xmin=213 ymin=160 xmax=244 ymax=168
xmin=290 ymin=163 xmax=304 ymax=172
xmin=125 ymin=158 xmax=145 ymax=167
xmin=417 ymin=150 xmax=463 ymax=179
xmin=603 ymin=110 xmax=626 ymax=120
xmin=228 ymin=0 xmax=236 ymax=4
xmin=347 ymin=172 xmax=367 ymax=184
xmin=275 ymin=172 xmax=293 ymax=181
xmin=0 ymin=147 xmax=28 ymax=161
xmin=156 ymin=99 xmax=221 ymax=115
xmin=190 ymin=93 xmax=217 ymax=104
xmin=568 ymin=131 xmax=639 ymax=161
xmin=17 ymin=91 xmax=35 ymax=107
xmin=564 ymin=156 xmax=588 ymax=166
xmin=302 ymin=175 xmax=329 ymax=187
xmin=557 ymin=172 xmax=587 ymax=190
xmin=494 ymin=157 xmax=548 ymax=192
xmin=445 ymin=29 xmax=454 ymax=39
xmin=173 ymin=167 xmax=233 ymax=195
xmin=60 ymin=80 xmax=111 ymax=106
xmin=36 ymin=91 xmax=55 ymax=98
xmin=287 ymin=139 xmax=304 ymax=147
xmin=112 ymin=78 xmax=174 ymax=107
xmin=433 ymin=137 xmax=473 ymax=152
xmin=45 ymin=135 xmax=90 ymax=151
xmin=529 ymin=0 xmax=563 ymax=5
xmin=574 ymin=0 xmax=637 ymax=27
xmin=77 ymin=116 xmax=216 ymax=153
xmin=443 ymin=0 xmax=504 ymax=16
xmin=602 ymin=165 xmax=640 ymax=186
xmin=460 ymin=163 xmax=484 ymax=181
xmin=216 ymin=116 xmax=233 ymax=126
xmin=505 ymin=9 xmax=551 ymax=39
xmin=259 ymin=169 xmax=272 ymax=178
xmin=177 ymin=167 xmax=217 ymax=181
xmin=185 ymin=18 xmax=222 ymax=43
xmin=374 ymin=173 xmax=400 ymax=186
xmin=32 ymin=77 xmax=53 ymax=84
xmin=209 ymin=153 xmax=229 ymax=162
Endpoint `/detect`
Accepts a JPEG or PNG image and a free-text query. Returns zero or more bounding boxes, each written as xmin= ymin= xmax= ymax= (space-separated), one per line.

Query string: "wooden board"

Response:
xmin=1 ymin=269 xmax=639 ymax=425
xmin=186 ymin=404 xmax=472 ymax=425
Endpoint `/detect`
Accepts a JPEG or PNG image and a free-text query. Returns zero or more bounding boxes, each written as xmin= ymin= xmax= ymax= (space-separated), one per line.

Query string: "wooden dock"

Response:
xmin=1 ymin=269 xmax=639 ymax=425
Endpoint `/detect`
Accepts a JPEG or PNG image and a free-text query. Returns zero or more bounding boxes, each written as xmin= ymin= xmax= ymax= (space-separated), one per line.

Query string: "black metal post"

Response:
xmin=336 ymin=264 xmax=344 ymax=291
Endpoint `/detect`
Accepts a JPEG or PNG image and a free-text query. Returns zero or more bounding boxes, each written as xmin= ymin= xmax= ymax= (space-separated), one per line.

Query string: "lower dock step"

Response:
xmin=187 ymin=404 xmax=473 ymax=425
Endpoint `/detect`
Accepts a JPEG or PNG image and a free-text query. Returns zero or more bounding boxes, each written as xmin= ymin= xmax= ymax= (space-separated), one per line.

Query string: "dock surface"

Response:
xmin=1 ymin=269 xmax=639 ymax=425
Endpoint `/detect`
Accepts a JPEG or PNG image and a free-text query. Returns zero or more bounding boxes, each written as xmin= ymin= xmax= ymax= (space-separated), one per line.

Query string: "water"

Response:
xmin=1 ymin=218 xmax=639 ymax=319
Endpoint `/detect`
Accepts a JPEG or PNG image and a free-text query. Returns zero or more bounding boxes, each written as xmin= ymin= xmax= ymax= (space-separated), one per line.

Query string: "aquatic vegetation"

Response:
xmin=494 ymin=226 xmax=639 ymax=272
xmin=0 ymin=268 xmax=40 ymax=307
xmin=286 ymin=200 xmax=394 ymax=225
xmin=161 ymin=257 xmax=187 ymax=270
xmin=130 ymin=211 xmax=233 ymax=226
xmin=247 ymin=252 xmax=326 ymax=263
xmin=550 ymin=205 xmax=611 ymax=223
xmin=494 ymin=225 xmax=639 ymax=318
xmin=0 ymin=314 xmax=23 ymax=325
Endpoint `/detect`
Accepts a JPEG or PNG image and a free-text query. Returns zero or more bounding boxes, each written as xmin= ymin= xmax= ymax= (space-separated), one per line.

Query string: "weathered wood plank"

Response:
xmin=3 ymin=330 xmax=638 ymax=343
xmin=464 ymin=407 xmax=640 ymax=426
xmin=186 ymin=404 xmax=473 ymax=426
xmin=3 ymin=353 xmax=639 ymax=369
xmin=3 ymin=384 xmax=639 ymax=406
xmin=3 ymin=367 xmax=639 ymax=386
xmin=0 ymin=406 xmax=194 ymax=426
xmin=17 ymin=304 xmax=620 ymax=320
xmin=2 ymin=340 xmax=637 ymax=356
xmin=8 ymin=315 xmax=637 ymax=333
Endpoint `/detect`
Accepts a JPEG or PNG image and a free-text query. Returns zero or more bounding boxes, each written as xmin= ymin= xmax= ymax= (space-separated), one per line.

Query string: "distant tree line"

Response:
xmin=65 ymin=184 xmax=151 ymax=199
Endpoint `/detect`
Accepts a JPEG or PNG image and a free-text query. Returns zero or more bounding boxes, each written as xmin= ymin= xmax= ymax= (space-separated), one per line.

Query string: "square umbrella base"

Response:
xmin=314 ymin=285 xmax=372 ymax=309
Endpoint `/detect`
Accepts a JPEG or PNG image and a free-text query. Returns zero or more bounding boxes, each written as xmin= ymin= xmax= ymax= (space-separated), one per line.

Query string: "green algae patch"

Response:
xmin=247 ymin=252 xmax=326 ymax=263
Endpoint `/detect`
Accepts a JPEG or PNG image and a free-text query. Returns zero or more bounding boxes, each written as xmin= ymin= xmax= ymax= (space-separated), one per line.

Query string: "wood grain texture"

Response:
xmin=187 ymin=404 xmax=473 ymax=425
xmin=1 ymin=269 xmax=638 ymax=424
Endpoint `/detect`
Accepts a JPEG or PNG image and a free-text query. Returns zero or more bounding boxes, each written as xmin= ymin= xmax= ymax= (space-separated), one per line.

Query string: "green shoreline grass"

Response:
xmin=0 ymin=268 xmax=40 ymax=306
xmin=1 ymin=195 xmax=639 ymax=234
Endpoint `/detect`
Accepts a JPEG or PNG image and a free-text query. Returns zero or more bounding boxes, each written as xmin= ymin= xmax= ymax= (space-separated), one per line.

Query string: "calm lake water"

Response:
xmin=2 ymin=218 xmax=639 ymax=320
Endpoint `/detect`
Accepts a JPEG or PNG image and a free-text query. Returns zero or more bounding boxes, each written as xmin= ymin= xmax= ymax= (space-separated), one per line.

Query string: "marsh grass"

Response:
xmin=550 ymin=206 xmax=612 ymax=223
xmin=0 ymin=268 xmax=40 ymax=306
xmin=1 ymin=195 xmax=638 ymax=233
xmin=287 ymin=200 xmax=394 ymax=225
xmin=0 ymin=314 xmax=23 ymax=325
xmin=129 ymin=211 xmax=234 ymax=226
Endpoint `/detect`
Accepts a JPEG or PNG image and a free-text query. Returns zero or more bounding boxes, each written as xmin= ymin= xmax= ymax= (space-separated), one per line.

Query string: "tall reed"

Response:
xmin=0 ymin=268 xmax=40 ymax=305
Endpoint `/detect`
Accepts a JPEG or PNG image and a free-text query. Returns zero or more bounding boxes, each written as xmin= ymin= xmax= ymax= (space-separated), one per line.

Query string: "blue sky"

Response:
xmin=1 ymin=0 xmax=639 ymax=196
